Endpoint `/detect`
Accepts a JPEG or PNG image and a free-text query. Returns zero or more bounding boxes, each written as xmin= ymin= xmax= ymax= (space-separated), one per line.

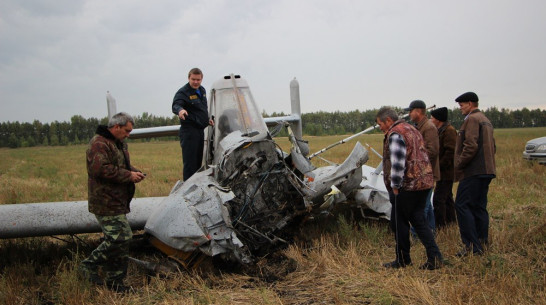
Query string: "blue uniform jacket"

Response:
xmin=172 ymin=83 xmax=209 ymax=129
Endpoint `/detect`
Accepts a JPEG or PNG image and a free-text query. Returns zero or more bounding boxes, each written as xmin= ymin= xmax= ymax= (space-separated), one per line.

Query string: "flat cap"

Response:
xmin=404 ymin=100 xmax=426 ymax=111
xmin=430 ymin=107 xmax=448 ymax=122
xmin=455 ymin=92 xmax=479 ymax=103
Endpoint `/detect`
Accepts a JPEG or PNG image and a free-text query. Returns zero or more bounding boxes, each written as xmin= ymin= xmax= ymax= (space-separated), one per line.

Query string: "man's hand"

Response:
xmin=209 ymin=118 xmax=214 ymax=126
xmin=130 ymin=171 xmax=146 ymax=183
xmin=178 ymin=109 xmax=188 ymax=120
xmin=393 ymin=188 xmax=399 ymax=195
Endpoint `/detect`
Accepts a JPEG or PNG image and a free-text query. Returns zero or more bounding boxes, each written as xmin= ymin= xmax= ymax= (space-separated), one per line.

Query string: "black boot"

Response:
xmin=383 ymin=260 xmax=412 ymax=269
xmin=78 ymin=264 xmax=104 ymax=285
xmin=106 ymin=281 xmax=134 ymax=293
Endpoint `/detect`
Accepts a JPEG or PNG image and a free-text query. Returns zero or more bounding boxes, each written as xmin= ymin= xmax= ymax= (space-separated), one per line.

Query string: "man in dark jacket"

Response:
xmin=376 ymin=107 xmax=443 ymax=270
xmin=172 ymin=68 xmax=214 ymax=181
xmin=454 ymin=92 xmax=496 ymax=257
xmin=430 ymin=107 xmax=457 ymax=228
xmin=80 ymin=112 xmax=146 ymax=292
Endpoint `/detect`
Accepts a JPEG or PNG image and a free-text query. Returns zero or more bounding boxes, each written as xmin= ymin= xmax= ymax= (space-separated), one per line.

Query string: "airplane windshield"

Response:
xmin=212 ymin=87 xmax=268 ymax=144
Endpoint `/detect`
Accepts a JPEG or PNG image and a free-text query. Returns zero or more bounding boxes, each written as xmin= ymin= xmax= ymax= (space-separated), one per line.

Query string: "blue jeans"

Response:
xmin=424 ymin=188 xmax=436 ymax=232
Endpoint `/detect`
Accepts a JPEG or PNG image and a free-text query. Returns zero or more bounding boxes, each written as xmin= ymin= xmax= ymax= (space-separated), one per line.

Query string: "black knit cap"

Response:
xmin=455 ymin=92 xmax=479 ymax=103
xmin=404 ymin=100 xmax=426 ymax=111
xmin=430 ymin=107 xmax=448 ymax=122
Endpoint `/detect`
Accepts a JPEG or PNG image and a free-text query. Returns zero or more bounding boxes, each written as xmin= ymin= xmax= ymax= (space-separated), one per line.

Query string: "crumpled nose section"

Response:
xmin=145 ymin=168 xmax=239 ymax=254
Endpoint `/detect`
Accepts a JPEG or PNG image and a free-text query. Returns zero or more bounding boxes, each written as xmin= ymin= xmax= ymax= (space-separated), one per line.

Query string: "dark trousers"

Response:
xmin=410 ymin=188 xmax=435 ymax=236
xmin=433 ymin=180 xmax=457 ymax=228
xmin=180 ymin=126 xmax=204 ymax=181
xmin=389 ymin=189 xmax=443 ymax=265
xmin=455 ymin=176 xmax=492 ymax=253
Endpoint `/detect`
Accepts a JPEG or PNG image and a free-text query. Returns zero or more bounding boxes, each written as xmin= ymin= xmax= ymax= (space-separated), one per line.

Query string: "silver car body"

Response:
xmin=523 ymin=136 xmax=546 ymax=164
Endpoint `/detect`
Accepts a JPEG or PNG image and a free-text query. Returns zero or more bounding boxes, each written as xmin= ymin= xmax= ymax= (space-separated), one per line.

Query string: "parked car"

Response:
xmin=523 ymin=136 xmax=546 ymax=164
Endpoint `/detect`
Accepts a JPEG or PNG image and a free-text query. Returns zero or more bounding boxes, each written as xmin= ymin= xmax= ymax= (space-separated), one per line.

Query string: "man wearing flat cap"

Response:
xmin=430 ymin=107 xmax=457 ymax=228
xmin=405 ymin=100 xmax=439 ymax=233
xmin=453 ymin=92 xmax=496 ymax=257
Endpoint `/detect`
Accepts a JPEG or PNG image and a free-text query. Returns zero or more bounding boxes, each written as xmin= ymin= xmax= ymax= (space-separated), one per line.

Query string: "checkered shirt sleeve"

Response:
xmin=388 ymin=133 xmax=406 ymax=190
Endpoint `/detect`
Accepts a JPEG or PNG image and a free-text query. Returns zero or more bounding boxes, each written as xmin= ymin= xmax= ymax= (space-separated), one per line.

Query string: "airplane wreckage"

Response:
xmin=0 ymin=74 xmax=392 ymax=270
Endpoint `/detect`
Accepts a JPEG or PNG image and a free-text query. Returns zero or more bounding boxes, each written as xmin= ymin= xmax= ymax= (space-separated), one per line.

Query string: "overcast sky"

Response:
xmin=1 ymin=0 xmax=545 ymax=123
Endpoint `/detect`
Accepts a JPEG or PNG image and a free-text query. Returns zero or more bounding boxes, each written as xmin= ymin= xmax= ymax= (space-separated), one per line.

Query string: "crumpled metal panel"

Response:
xmin=213 ymin=130 xmax=269 ymax=169
xmin=144 ymin=168 xmax=241 ymax=254
xmin=303 ymin=142 xmax=369 ymax=206
xmin=353 ymin=165 xmax=391 ymax=219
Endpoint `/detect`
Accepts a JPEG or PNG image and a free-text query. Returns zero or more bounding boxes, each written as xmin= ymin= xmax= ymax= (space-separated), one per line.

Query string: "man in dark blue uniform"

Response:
xmin=172 ymin=68 xmax=214 ymax=180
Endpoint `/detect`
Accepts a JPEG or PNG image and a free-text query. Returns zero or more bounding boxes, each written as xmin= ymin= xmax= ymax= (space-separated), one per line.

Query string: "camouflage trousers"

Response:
xmin=80 ymin=214 xmax=133 ymax=283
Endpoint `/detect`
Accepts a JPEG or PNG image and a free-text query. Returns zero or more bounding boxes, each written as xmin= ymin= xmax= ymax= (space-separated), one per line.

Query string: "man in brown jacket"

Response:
xmin=80 ymin=112 xmax=146 ymax=292
xmin=430 ymin=107 xmax=457 ymax=228
xmin=454 ymin=92 xmax=496 ymax=257
xmin=405 ymin=100 xmax=439 ymax=232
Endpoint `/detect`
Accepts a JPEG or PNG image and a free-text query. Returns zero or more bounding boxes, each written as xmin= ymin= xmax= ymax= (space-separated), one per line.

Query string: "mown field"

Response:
xmin=0 ymin=127 xmax=545 ymax=304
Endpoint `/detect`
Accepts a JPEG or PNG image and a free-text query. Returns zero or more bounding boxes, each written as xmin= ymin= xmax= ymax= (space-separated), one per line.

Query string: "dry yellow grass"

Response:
xmin=0 ymin=128 xmax=545 ymax=304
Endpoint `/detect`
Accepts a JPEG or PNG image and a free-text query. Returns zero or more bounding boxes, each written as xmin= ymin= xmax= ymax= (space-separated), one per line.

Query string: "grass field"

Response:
xmin=0 ymin=127 xmax=545 ymax=304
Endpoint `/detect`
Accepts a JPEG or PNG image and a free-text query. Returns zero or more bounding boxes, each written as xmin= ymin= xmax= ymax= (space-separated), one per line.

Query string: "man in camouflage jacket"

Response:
xmin=80 ymin=112 xmax=146 ymax=292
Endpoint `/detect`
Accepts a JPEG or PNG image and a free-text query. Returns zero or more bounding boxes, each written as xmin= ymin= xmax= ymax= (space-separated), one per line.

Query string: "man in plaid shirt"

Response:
xmin=376 ymin=107 xmax=444 ymax=270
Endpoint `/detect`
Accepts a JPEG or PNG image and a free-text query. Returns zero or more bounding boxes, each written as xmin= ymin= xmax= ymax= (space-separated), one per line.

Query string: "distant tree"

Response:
xmin=8 ymin=133 xmax=19 ymax=148
xmin=49 ymin=123 xmax=59 ymax=146
xmin=32 ymin=120 xmax=45 ymax=145
xmin=0 ymin=122 xmax=8 ymax=147
xmin=60 ymin=135 xmax=69 ymax=146
xmin=70 ymin=115 xmax=93 ymax=143
xmin=499 ymin=108 xmax=513 ymax=128
xmin=26 ymin=136 xmax=36 ymax=147
xmin=530 ymin=108 xmax=546 ymax=126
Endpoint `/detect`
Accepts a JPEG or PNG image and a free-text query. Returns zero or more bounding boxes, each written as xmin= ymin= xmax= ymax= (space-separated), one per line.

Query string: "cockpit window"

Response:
xmin=212 ymin=87 xmax=268 ymax=145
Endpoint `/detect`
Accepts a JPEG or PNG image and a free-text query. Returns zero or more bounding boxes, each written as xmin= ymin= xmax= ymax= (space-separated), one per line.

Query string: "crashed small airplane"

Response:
xmin=0 ymin=74 xmax=391 ymax=269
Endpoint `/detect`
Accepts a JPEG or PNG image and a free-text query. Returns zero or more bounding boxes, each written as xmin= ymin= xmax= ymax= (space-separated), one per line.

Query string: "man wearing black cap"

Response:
xmin=454 ymin=92 xmax=496 ymax=257
xmin=405 ymin=100 xmax=439 ymax=233
xmin=430 ymin=107 xmax=457 ymax=228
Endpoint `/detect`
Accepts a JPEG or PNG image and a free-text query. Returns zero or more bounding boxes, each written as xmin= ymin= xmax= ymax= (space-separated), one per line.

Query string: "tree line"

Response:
xmin=293 ymin=106 xmax=546 ymax=136
xmin=1 ymin=107 xmax=545 ymax=148
xmin=0 ymin=113 xmax=178 ymax=148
